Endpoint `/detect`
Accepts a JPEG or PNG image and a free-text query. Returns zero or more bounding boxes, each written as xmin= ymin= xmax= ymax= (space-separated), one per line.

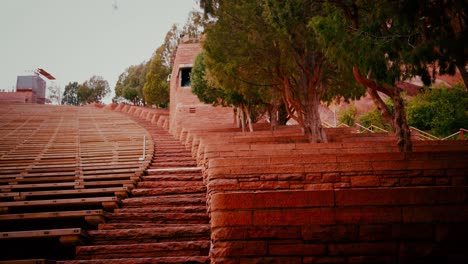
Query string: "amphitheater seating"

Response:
xmin=0 ymin=104 xmax=152 ymax=261
xmin=2 ymin=102 xmax=467 ymax=263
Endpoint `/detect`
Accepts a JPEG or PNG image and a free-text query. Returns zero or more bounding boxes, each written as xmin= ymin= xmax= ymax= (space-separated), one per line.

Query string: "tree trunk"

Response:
xmin=278 ymin=103 xmax=290 ymax=125
xmin=243 ymin=104 xmax=254 ymax=132
xmin=269 ymin=89 xmax=279 ymax=131
xmin=238 ymin=105 xmax=245 ymax=133
xmin=392 ymin=90 xmax=413 ymax=152
xmin=304 ymin=88 xmax=328 ymax=143
xmin=269 ymin=104 xmax=278 ymax=131
xmin=353 ymin=66 xmax=412 ymax=152
xmin=456 ymin=63 xmax=468 ymax=91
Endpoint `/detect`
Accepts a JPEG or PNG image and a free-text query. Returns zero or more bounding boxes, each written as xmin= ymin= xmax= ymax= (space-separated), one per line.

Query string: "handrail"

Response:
xmin=323 ymin=120 xmax=466 ymax=141
xmin=441 ymin=128 xmax=467 ymax=140
xmin=355 ymin=123 xmax=375 ymax=133
xmin=336 ymin=123 xmax=350 ymax=128
xmin=138 ymin=135 xmax=146 ymax=161
xmin=441 ymin=131 xmax=460 ymax=140
xmin=368 ymin=125 xmax=389 ymax=133
xmin=409 ymin=126 xmax=440 ymax=140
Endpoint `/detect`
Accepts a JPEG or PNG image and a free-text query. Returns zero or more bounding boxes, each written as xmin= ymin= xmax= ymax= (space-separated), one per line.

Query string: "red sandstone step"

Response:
xmin=122 ymin=194 xmax=206 ymax=207
xmin=141 ymin=174 xmax=203 ymax=181
xmin=150 ymin=162 xmax=198 ymax=168
xmin=75 ymin=240 xmax=210 ymax=260
xmin=137 ymin=181 xmax=204 ymax=188
xmin=153 ymin=156 xmax=195 ymax=162
xmin=145 ymin=167 xmax=202 ymax=175
xmin=151 ymin=157 xmax=194 ymax=163
xmin=59 ymin=256 xmax=210 ymax=264
xmin=99 ymin=222 xmax=206 ymax=230
xmin=114 ymin=206 xmax=207 ymax=214
xmin=87 ymin=225 xmax=210 ymax=245
xmin=131 ymin=186 xmax=207 ymax=196
xmin=106 ymin=212 xmax=209 ymax=224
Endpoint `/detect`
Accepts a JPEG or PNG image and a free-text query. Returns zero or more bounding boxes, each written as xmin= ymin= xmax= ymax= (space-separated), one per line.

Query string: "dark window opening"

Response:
xmin=189 ymin=107 xmax=196 ymax=113
xmin=181 ymin=68 xmax=192 ymax=87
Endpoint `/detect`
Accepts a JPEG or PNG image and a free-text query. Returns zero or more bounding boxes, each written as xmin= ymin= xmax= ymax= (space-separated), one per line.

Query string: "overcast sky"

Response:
xmin=0 ymin=0 xmax=197 ymax=102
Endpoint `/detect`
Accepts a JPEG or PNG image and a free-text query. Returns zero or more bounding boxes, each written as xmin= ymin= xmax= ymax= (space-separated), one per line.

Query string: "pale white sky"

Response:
xmin=0 ymin=0 xmax=197 ymax=103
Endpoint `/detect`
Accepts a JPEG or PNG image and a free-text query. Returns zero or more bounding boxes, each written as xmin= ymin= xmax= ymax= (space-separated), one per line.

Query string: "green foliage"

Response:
xmin=144 ymin=46 xmax=170 ymax=107
xmin=77 ymin=75 xmax=111 ymax=105
xmin=114 ymin=63 xmax=147 ymax=105
xmin=357 ymin=98 xmax=394 ymax=132
xmin=191 ymin=52 xmax=228 ymax=106
xmin=407 ymin=84 xmax=468 ymax=137
xmin=310 ymin=1 xmax=467 ymax=88
xmin=338 ymin=104 xmax=357 ymax=127
xmin=62 ymin=82 xmax=79 ymax=106
xmin=202 ymin=0 xmax=364 ymax=139
xmin=358 ymin=106 xmax=393 ymax=132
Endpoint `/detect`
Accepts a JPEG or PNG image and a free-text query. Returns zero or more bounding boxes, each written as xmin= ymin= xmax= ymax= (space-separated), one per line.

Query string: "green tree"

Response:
xmin=407 ymin=84 xmax=468 ymax=137
xmin=144 ymin=46 xmax=170 ymax=107
xmin=358 ymin=106 xmax=393 ymax=132
xmin=338 ymin=104 xmax=357 ymax=127
xmin=78 ymin=75 xmax=110 ymax=105
xmin=114 ymin=64 xmax=147 ymax=105
xmin=183 ymin=10 xmax=208 ymax=38
xmin=310 ymin=2 xmax=413 ymax=151
xmin=311 ymin=0 xmax=467 ymax=151
xmin=203 ymin=0 xmax=363 ymax=139
xmin=62 ymin=82 xmax=79 ymax=105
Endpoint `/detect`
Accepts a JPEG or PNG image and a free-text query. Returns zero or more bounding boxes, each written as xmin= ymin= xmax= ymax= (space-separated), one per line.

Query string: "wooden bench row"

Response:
xmin=0 ymin=104 xmax=155 ymax=257
xmin=0 ymin=209 xmax=107 ymax=226
xmin=0 ymin=196 xmax=121 ymax=213
xmin=0 ymin=228 xmax=88 ymax=246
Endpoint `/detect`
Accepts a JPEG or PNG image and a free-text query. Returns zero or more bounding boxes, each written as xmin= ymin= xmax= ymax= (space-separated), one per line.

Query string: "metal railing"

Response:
xmin=409 ymin=126 xmax=440 ymax=140
xmin=325 ymin=121 xmax=466 ymax=141
xmin=139 ymin=135 xmax=146 ymax=161
xmin=441 ymin=128 xmax=467 ymax=140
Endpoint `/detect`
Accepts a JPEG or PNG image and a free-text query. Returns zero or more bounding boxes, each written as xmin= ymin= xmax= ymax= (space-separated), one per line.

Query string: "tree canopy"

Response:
xmin=114 ymin=63 xmax=148 ymax=105
xmin=312 ymin=0 xmax=467 ymax=150
xmin=62 ymin=82 xmax=80 ymax=106
xmin=77 ymin=75 xmax=111 ymax=105
xmin=200 ymin=0 xmax=364 ymax=140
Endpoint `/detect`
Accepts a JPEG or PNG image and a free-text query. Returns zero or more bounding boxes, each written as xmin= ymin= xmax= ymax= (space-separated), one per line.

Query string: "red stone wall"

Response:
xmin=0 ymin=91 xmax=33 ymax=103
xmin=210 ymin=187 xmax=468 ymax=263
xmin=203 ymin=142 xmax=467 ymax=197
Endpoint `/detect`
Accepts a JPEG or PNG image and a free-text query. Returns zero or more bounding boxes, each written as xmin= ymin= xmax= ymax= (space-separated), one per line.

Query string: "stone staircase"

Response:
xmin=61 ymin=123 xmax=210 ymax=264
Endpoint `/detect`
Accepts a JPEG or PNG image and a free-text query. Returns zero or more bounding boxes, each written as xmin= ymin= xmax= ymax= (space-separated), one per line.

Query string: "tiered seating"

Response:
xmin=0 ymin=104 xmax=152 ymax=261
xmin=60 ymin=105 xmax=210 ymax=263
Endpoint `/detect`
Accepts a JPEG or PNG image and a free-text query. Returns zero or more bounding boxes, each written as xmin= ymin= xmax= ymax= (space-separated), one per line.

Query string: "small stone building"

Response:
xmin=168 ymin=36 xmax=233 ymax=133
